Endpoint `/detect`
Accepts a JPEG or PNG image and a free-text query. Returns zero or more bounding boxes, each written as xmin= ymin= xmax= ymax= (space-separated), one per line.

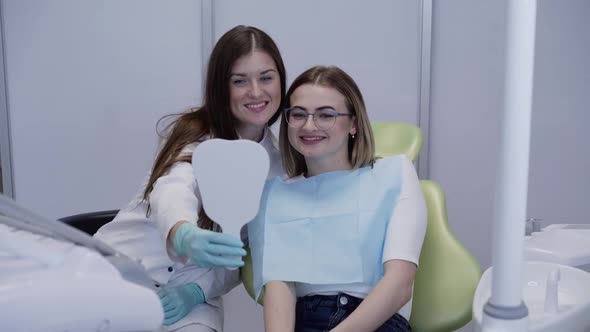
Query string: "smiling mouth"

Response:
xmin=300 ymin=136 xmax=326 ymax=144
xmin=245 ymin=102 xmax=268 ymax=112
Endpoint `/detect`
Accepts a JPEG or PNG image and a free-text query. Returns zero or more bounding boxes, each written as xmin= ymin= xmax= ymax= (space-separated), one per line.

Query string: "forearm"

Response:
xmin=263 ymin=281 xmax=297 ymax=332
xmin=198 ymin=267 xmax=241 ymax=300
xmin=330 ymin=260 xmax=415 ymax=332
xmin=149 ymin=161 xmax=200 ymax=255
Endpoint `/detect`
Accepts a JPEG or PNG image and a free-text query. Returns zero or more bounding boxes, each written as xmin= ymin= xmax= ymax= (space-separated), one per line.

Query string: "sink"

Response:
xmin=543 ymin=224 xmax=590 ymax=231
xmin=473 ymin=261 xmax=590 ymax=332
xmin=525 ymin=228 xmax=590 ymax=271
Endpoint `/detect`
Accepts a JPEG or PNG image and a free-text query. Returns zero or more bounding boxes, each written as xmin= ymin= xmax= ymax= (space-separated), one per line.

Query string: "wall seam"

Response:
xmin=0 ymin=0 xmax=15 ymax=198
xmin=417 ymin=0 xmax=433 ymax=179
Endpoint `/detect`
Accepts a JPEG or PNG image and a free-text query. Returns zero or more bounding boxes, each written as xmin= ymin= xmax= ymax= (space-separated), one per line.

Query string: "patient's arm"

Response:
xmin=263 ymin=280 xmax=297 ymax=332
xmin=329 ymin=259 xmax=416 ymax=332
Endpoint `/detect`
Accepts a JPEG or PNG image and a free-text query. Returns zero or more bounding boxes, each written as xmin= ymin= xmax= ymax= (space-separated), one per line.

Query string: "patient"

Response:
xmin=248 ymin=66 xmax=427 ymax=332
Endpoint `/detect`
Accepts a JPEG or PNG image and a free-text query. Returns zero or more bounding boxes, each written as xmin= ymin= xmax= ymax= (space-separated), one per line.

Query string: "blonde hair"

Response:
xmin=279 ymin=66 xmax=375 ymax=177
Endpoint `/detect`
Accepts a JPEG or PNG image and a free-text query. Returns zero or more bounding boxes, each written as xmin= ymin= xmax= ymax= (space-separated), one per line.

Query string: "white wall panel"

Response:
xmin=429 ymin=0 xmax=590 ymax=274
xmin=3 ymin=0 xmax=203 ymax=218
xmin=428 ymin=0 xmax=507 ymax=271
xmin=527 ymin=0 xmax=590 ymax=226
xmin=213 ymin=0 xmax=423 ymax=124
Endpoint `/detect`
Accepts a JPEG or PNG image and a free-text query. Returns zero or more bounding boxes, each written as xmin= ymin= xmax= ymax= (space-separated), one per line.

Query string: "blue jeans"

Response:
xmin=295 ymin=293 xmax=412 ymax=332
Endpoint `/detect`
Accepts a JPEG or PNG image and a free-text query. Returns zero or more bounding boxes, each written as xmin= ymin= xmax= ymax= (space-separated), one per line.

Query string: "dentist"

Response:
xmin=95 ymin=25 xmax=286 ymax=332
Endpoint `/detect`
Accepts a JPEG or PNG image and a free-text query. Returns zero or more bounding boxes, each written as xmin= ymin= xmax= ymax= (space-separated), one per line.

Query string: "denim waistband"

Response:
xmin=297 ymin=293 xmax=363 ymax=311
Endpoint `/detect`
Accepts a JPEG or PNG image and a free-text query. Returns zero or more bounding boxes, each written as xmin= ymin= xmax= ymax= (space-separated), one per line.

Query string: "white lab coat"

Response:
xmin=94 ymin=128 xmax=283 ymax=331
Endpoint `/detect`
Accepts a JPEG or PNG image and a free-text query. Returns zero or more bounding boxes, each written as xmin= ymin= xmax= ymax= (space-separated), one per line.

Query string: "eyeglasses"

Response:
xmin=284 ymin=108 xmax=353 ymax=130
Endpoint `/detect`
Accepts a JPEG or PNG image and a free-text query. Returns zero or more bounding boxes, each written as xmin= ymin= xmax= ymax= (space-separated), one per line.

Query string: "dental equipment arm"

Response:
xmin=0 ymin=193 xmax=159 ymax=289
xmin=0 ymin=193 xmax=115 ymax=255
xmin=483 ymin=0 xmax=536 ymax=330
xmin=0 ymin=213 xmax=164 ymax=332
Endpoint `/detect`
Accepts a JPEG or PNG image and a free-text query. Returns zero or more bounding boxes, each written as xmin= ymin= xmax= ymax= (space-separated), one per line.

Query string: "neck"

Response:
xmin=237 ymin=125 xmax=265 ymax=142
xmin=305 ymin=155 xmax=353 ymax=177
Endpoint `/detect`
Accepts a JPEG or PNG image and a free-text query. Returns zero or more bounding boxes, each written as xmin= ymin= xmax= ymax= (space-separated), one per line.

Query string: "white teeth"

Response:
xmin=246 ymin=102 xmax=265 ymax=108
xmin=302 ymin=137 xmax=324 ymax=141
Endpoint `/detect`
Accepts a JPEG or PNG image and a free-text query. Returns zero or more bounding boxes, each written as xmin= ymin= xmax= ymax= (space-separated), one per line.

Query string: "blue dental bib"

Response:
xmin=248 ymin=156 xmax=403 ymax=300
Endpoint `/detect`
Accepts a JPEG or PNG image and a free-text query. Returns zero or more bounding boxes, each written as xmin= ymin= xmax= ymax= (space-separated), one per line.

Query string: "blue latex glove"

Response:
xmin=173 ymin=223 xmax=246 ymax=268
xmin=158 ymin=283 xmax=205 ymax=326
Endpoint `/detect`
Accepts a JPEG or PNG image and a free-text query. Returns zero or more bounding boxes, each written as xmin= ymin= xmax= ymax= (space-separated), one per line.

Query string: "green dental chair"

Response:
xmin=241 ymin=122 xmax=481 ymax=332
xmin=411 ymin=180 xmax=481 ymax=332
xmin=372 ymin=121 xmax=424 ymax=161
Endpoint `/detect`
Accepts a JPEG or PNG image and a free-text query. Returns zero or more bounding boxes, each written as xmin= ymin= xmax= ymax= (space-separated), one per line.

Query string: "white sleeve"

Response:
xmin=199 ymin=267 xmax=242 ymax=300
xmin=169 ymin=265 xmax=241 ymax=300
xmin=382 ymin=156 xmax=427 ymax=266
xmin=149 ymin=144 xmax=201 ymax=260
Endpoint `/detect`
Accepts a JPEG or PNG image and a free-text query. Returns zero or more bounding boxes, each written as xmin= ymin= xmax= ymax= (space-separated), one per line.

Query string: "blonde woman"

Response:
xmin=249 ymin=66 xmax=427 ymax=332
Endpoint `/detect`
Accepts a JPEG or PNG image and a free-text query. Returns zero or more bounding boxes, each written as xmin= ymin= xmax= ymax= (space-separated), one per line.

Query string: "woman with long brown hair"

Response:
xmin=94 ymin=25 xmax=286 ymax=331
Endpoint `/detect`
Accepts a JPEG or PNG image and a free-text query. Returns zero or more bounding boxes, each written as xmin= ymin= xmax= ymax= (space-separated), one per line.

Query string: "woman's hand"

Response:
xmin=171 ymin=222 xmax=246 ymax=268
xmin=158 ymin=282 xmax=205 ymax=325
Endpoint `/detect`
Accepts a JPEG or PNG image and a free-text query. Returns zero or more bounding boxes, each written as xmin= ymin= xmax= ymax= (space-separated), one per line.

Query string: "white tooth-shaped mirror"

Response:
xmin=192 ymin=139 xmax=269 ymax=240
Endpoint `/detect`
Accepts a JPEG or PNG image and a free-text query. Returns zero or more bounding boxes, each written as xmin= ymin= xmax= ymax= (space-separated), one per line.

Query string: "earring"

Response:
xmin=351 ymin=133 xmax=356 ymax=139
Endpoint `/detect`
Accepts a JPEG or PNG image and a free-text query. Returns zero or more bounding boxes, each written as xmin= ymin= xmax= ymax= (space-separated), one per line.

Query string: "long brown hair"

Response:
xmin=279 ymin=66 xmax=375 ymax=177
xmin=143 ymin=26 xmax=286 ymax=230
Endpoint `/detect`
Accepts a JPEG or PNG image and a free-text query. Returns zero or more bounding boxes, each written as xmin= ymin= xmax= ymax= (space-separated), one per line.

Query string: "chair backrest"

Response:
xmin=59 ymin=210 xmax=119 ymax=235
xmin=371 ymin=122 xmax=423 ymax=161
xmin=410 ymin=180 xmax=481 ymax=332
xmin=242 ymin=246 xmax=263 ymax=304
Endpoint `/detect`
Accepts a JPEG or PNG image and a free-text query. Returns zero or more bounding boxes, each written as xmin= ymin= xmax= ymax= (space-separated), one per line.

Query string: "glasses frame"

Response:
xmin=284 ymin=107 xmax=354 ymax=130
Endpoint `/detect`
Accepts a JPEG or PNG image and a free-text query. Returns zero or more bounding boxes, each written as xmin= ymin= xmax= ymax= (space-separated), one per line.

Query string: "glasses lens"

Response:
xmin=286 ymin=109 xmax=307 ymax=127
xmin=285 ymin=109 xmax=344 ymax=129
xmin=315 ymin=110 xmax=338 ymax=129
